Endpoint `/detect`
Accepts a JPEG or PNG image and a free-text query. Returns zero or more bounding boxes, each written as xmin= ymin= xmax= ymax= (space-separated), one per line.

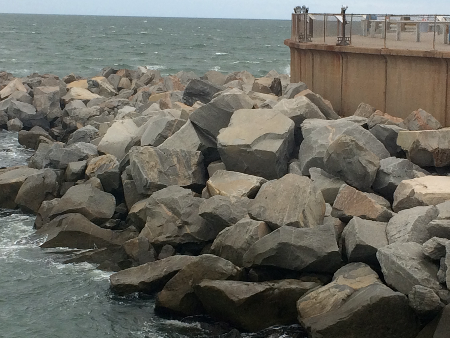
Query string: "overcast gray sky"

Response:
xmin=0 ymin=1 xmax=448 ymax=20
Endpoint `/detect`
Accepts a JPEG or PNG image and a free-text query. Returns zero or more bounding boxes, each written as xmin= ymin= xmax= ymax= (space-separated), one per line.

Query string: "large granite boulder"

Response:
xmin=37 ymin=213 xmax=134 ymax=249
xmin=14 ymin=168 xmax=60 ymax=214
xmin=342 ymin=217 xmax=388 ymax=265
xmin=85 ymin=154 xmax=121 ymax=192
xmin=195 ymin=279 xmax=319 ymax=332
xmin=297 ymin=263 xmax=381 ymax=320
xmin=332 ymin=185 xmax=393 ymax=222
xmin=298 ymin=119 xmax=389 ymax=175
xmin=109 ymin=255 xmax=199 ymax=295
xmin=129 ymin=146 xmax=206 ymax=195
xmin=189 ymin=88 xmax=254 ymax=141
xmin=211 ymin=218 xmax=271 ymax=266
xmin=401 ymin=108 xmax=442 ymax=131
xmin=182 ymin=79 xmax=224 ymax=106
xmin=139 ymin=186 xmax=220 ymax=247
xmin=377 ymin=242 xmax=442 ymax=295
xmin=243 ymin=225 xmax=342 ymax=274
xmin=33 ymin=86 xmax=62 ymax=120
xmin=273 ymin=96 xmax=325 ymax=128
xmin=301 ymin=284 xmax=419 ymax=338
xmin=249 ymin=174 xmax=325 ymax=229
xmin=372 ymin=157 xmax=428 ymax=201
xmin=217 ymin=109 xmax=295 ymax=180
xmin=397 ymin=129 xmax=450 ymax=167
xmin=0 ymin=167 xmax=42 ymax=209
xmin=386 ymin=206 xmax=439 ymax=244
xmin=205 ymin=170 xmax=266 ymax=199
xmin=47 ymin=183 xmax=116 ymax=224
xmin=97 ymin=119 xmax=139 ymax=160
xmin=324 ymin=134 xmax=380 ymax=191
xmin=155 ymin=254 xmax=242 ymax=316
xmin=393 ymin=176 xmax=450 ymax=212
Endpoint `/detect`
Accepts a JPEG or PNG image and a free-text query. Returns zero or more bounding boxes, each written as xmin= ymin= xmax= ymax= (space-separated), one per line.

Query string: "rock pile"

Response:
xmin=1 ymin=67 xmax=450 ymax=337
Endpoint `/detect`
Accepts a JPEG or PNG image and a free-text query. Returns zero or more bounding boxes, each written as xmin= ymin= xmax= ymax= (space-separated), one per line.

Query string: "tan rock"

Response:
xmin=206 ymin=170 xmax=267 ymax=199
xmin=62 ymin=87 xmax=102 ymax=103
xmin=0 ymin=78 xmax=27 ymax=99
xmin=66 ymin=79 xmax=89 ymax=89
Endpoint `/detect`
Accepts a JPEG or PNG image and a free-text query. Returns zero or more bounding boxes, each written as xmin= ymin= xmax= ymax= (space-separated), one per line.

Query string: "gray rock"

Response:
xmin=434 ymin=304 xmax=450 ymax=338
xmin=48 ymin=183 xmax=115 ymax=224
xmin=249 ymin=174 xmax=325 ymax=230
xmin=7 ymin=118 xmax=23 ymax=132
xmin=340 ymin=115 xmax=368 ymax=127
xmin=195 ymin=279 xmax=319 ymax=332
xmin=155 ymin=254 xmax=242 ymax=315
xmin=393 ymin=176 xmax=450 ymax=212
xmin=372 ymin=157 xmax=428 ymax=201
xmin=122 ymin=237 xmax=156 ymax=266
xmin=438 ymin=257 xmax=447 ymax=284
xmin=354 ymin=102 xmax=376 ymax=118
xmin=0 ymin=166 xmax=42 ymax=209
xmin=0 ymin=111 xmax=8 ymax=127
xmin=14 ymin=168 xmax=60 ymax=214
xmin=122 ymin=176 xmax=147 ymax=212
xmin=67 ymin=125 xmax=99 ymax=145
xmin=182 ymin=79 xmax=224 ymax=106
xmin=33 ymin=86 xmax=62 ymax=120
xmin=97 ymin=119 xmax=139 ymax=160
xmin=217 ymin=109 xmax=295 ymax=180
xmin=34 ymin=198 xmax=60 ymax=229
xmin=205 ymin=170 xmax=266 ymax=199
xmin=189 ymin=88 xmax=254 ymax=141
xmin=401 ymin=108 xmax=442 ymax=131
xmin=211 ymin=218 xmax=271 ymax=266
xmin=447 ymin=244 xmax=450 ymax=288
xmin=201 ymin=70 xmax=227 ymax=86
xmin=65 ymin=160 xmax=87 ymax=182
xmin=198 ymin=195 xmax=249 ymax=231
xmin=158 ymin=244 xmax=176 ymax=260
xmin=298 ymin=119 xmax=389 ymax=176
xmin=129 ymin=146 xmax=206 ymax=195
xmin=49 ymin=142 xmax=98 ymax=170
xmin=386 ymin=206 xmax=439 ymax=244
xmin=283 ymin=82 xmax=308 ymax=99
xmin=324 ymin=134 xmax=380 ymax=192
xmin=342 ymin=217 xmax=388 ymax=265
xmin=17 ymin=126 xmax=53 ymax=150
xmin=8 ymin=100 xmax=49 ymax=130
xmin=369 ymin=124 xmax=406 ymax=157
xmin=397 ymin=129 xmax=450 ymax=167
xmin=243 ymin=225 xmax=342 ymax=274
xmin=427 ymin=220 xmax=450 ymax=239
xmin=377 ymin=242 xmax=442 ymax=295
xmin=140 ymin=113 xmax=186 ymax=147
xmin=273 ymin=96 xmax=325 ymax=128
xmin=85 ymin=154 xmax=120 ymax=192
xmin=408 ymin=285 xmax=444 ymax=320
xmin=38 ymin=213 xmax=134 ymax=249
xmin=139 ymin=186 xmax=221 ymax=246
xmin=309 ymin=167 xmax=345 ymax=204
xmin=332 ymin=185 xmax=394 ymax=222
xmin=297 ymin=89 xmax=340 ymax=120
xmin=301 ymin=284 xmax=419 ymax=338
xmin=109 ymin=255 xmax=199 ymax=295
xmin=423 ymin=237 xmax=450 ymax=260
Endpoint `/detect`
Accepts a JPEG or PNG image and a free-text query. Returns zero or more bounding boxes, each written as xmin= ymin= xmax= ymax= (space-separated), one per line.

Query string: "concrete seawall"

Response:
xmin=285 ymin=38 xmax=450 ymax=126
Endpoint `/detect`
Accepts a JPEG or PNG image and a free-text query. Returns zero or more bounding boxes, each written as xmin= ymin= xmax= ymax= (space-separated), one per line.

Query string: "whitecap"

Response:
xmin=215 ymin=52 xmax=228 ymax=55
xmin=143 ymin=20 xmax=147 ymax=22
xmin=158 ymin=28 xmax=163 ymax=31
xmin=140 ymin=31 xmax=148 ymax=34
xmin=31 ymin=32 xmax=35 ymax=34
xmin=146 ymin=65 xmax=166 ymax=70
xmin=211 ymin=66 xmax=221 ymax=71
xmin=284 ymin=64 xmax=291 ymax=75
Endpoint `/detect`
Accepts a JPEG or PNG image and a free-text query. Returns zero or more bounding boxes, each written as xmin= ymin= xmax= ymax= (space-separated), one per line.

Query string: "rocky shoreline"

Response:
xmin=0 ymin=66 xmax=449 ymax=338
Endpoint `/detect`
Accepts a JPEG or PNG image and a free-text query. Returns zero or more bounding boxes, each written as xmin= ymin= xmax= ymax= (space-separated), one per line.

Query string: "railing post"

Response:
xmin=433 ymin=15 xmax=437 ymax=50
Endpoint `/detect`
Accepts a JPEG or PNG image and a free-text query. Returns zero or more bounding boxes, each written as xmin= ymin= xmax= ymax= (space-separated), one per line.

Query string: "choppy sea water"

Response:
xmin=0 ymin=14 xmax=290 ymax=78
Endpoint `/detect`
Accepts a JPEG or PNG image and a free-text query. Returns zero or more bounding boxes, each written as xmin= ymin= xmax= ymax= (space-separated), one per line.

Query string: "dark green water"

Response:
xmin=0 ymin=14 xmax=290 ymax=78
xmin=0 ymin=15 xmax=305 ymax=338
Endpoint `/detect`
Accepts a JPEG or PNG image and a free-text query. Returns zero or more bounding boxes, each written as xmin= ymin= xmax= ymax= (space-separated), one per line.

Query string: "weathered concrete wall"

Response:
xmin=286 ymin=40 xmax=450 ymax=126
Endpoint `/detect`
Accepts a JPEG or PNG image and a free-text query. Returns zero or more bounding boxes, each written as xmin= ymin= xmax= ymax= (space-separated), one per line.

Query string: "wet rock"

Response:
xmin=198 ymin=195 xmax=249 ymax=231
xmin=48 ymin=183 xmax=115 ymax=224
xmin=182 ymin=79 xmax=224 ymax=106
xmin=64 ymin=247 xmax=129 ymax=272
xmin=129 ymin=146 xmax=206 ymax=195
xmin=332 ymin=185 xmax=393 ymax=222
xmin=211 ymin=218 xmax=271 ymax=266
xmin=189 ymin=88 xmax=254 ymax=141
xmin=85 ymin=154 xmax=121 ymax=192
xmin=393 ymin=176 xmax=450 ymax=212
xmin=0 ymin=166 xmax=42 ymax=209
xmin=15 ymin=168 xmax=60 ymax=214
xmin=372 ymin=157 xmax=428 ymax=201
xmin=38 ymin=213 xmax=135 ymax=249
xmin=423 ymin=237 xmax=450 ymax=260
xmin=243 ymin=225 xmax=342 ymax=274
xmin=217 ymin=109 xmax=295 ymax=180
xmin=195 ymin=279 xmax=319 ymax=332
xmin=397 ymin=129 xmax=450 ymax=167
xmin=249 ymin=174 xmax=325 ymax=230
xmin=309 ymin=167 xmax=345 ymax=205
xmin=369 ymin=124 xmax=406 ymax=157
xmin=386 ymin=206 xmax=439 ymax=244
xmin=401 ymin=108 xmax=442 ymax=131
xmin=155 ymin=254 xmax=242 ymax=316
xmin=377 ymin=242 xmax=442 ymax=295
xmin=342 ymin=217 xmax=388 ymax=265
xmin=97 ymin=119 xmax=139 ymax=160
xmin=205 ymin=170 xmax=266 ymax=199
xmin=139 ymin=186 xmax=220 ymax=246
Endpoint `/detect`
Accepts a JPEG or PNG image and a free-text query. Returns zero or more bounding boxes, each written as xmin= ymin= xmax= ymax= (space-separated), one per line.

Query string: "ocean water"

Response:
xmin=0 ymin=15 xmax=305 ymax=338
xmin=0 ymin=14 xmax=290 ymax=78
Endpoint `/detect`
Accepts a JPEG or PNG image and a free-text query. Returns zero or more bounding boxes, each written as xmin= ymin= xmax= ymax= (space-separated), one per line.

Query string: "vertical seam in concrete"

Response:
xmin=383 ymin=55 xmax=388 ymax=113
xmin=340 ymin=52 xmax=344 ymax=116
xmin=446 ymin=59 xmax=449 ymax=126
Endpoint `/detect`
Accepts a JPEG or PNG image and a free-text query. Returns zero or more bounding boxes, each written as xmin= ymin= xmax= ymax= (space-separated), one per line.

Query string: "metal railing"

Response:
xmin=291 ymin=12 xmax=450 ymax=51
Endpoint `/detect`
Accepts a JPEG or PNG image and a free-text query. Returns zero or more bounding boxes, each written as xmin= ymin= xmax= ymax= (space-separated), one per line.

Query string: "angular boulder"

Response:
xmin=296 ymin=89 xmax=340 ymax=120
xmin=0 ymin=166 xmax=42 ymax=209
xmin=369 ymin=124 xmax=406 ymax=157
xmin=85 ymin=154 xmax=121 ymax=192
xmin=140 ymin=111 xmax=186 ymax=147
xmin=243 ymin=225 xmax=342 ymax=274
xmin=423 ymin=237 xmax=450 ymax=260
xmin=205 ymin=170 xmax=266 ymax=199
xmin=401 ymin=108 xmax=442 ymax=131
xmin=33 ymin=86 xmax=62 ymax=120
xmin=182 ymin=79 xmax=224 ymax=106
xmin=97 ymin=119 xmax=139 ymax=160
xmin=273 ymin=96 xmax=325 ymax=127
xmin=217 ymin=109 xmax=295 ymax=180
xmin=309 ymin=167 xmax=345 ymax=205
xmin=249 ymin=174 xmax=325 ymax=229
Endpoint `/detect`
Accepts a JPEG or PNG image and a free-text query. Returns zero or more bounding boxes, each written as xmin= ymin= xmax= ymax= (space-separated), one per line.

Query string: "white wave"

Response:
xmin=284 ymin=64 xmax=291 ymax=75
xmin=140 ymin=31 xmax=148 ymax=34
xmin=211 ymin=66 xmax=221 ymax=71
xmin=143 ymin=20 xmax=147 ymax=22
xmin=158 ymin=28 xmax=163 ymax=31
xmin=162 ymin=319 xmax=202 ymax=330
xmin=146 ymin=65 xmax=166 ymax=70
xmin=215 ymin=52 xmax=228 ymax=55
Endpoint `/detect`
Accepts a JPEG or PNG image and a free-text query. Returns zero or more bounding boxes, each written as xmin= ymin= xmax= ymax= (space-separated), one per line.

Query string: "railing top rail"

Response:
xmin=293 ymin=13 xmax=450 ymax=17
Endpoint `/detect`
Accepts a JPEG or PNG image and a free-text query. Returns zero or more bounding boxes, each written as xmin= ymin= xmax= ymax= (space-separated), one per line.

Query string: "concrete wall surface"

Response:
xmin=285 ymin=39 xmax=450 ymax=126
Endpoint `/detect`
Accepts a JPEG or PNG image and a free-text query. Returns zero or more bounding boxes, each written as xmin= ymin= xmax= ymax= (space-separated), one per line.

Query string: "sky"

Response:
xmin=0 ymin=0 xmax=448 ymax=20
